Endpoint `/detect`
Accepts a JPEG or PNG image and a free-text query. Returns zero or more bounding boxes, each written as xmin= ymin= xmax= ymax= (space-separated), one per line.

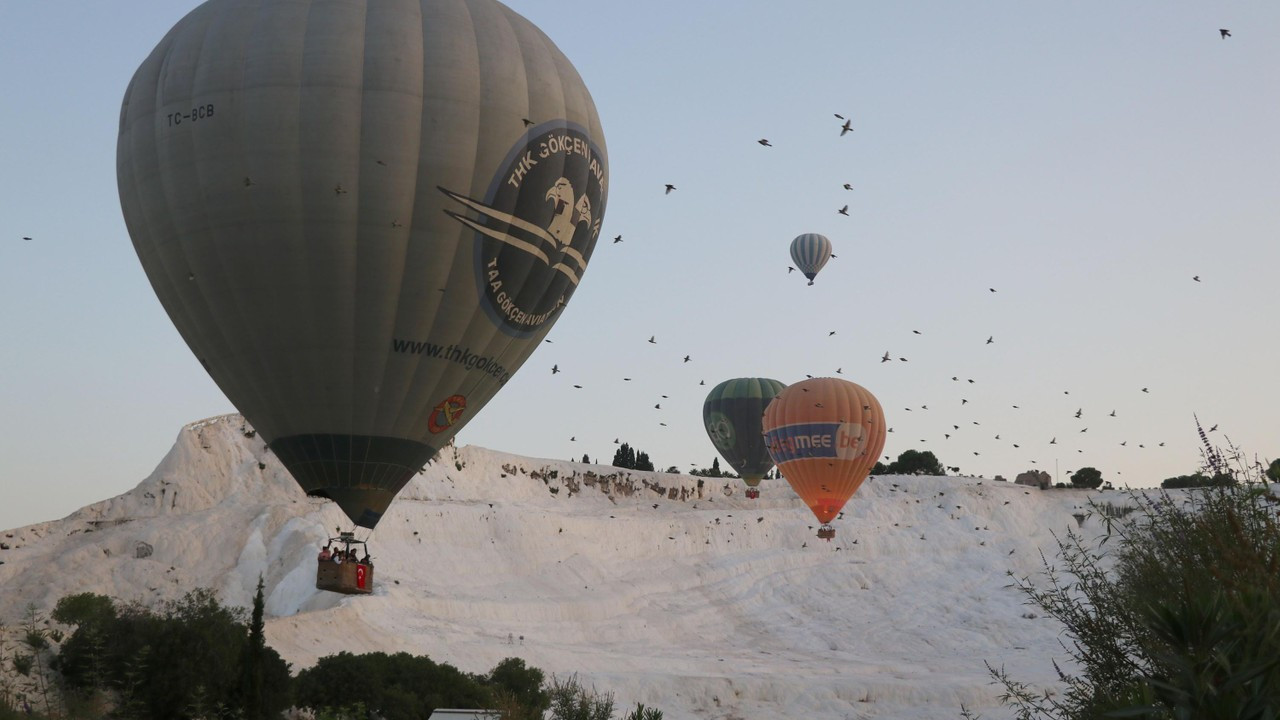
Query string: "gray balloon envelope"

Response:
xmin=118 ymin=0 xmax=607 ymax=528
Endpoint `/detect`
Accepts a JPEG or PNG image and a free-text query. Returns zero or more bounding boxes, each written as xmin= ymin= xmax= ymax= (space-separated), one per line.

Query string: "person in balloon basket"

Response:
xmin=317 ymin=545 xmax=331 ymax=562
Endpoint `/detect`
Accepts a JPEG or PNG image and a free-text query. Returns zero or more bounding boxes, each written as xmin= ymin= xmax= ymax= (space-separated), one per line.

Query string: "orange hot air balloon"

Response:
xmin=762 ymin=377 xmax=886 ymax=540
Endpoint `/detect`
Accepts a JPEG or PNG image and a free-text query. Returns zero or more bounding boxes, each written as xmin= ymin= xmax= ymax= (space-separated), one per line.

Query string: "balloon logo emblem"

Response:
xmin=428 ymin=395 xmax=468 ymax=434
xmin=707 ymin=412 xmax=735 ymax=452
xmin=441 ymin=123 xmax=608 ymax=337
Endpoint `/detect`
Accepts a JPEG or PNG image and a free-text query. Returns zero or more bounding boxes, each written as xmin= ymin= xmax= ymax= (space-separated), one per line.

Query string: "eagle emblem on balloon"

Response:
xmin=441 ymin=123 xmax=608 ymax=337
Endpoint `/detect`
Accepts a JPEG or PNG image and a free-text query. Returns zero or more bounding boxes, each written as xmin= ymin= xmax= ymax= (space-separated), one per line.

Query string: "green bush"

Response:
xmin=885 ymin=449 xmax=945 ymax=476
xmin=1069 ymin=466 xmax=1103 ymax=489
xmin=983 ymin=472 xmax=1280 ymax=719
xmin=293 ymin=651 xmax=496 ymax=720
xmin=545 ymin=674 xmax=614 ymax=720
xmin=51 ymin=589 xmax=292 ymax=720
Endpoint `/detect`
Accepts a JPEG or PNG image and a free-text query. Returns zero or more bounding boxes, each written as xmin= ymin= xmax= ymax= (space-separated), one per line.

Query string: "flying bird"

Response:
xmin=881 ymin=352 xmax=891 ymax=363
xmin=569 ymin=436 xmax=576 ymax=441
xmin=986 ymin=336 xmax=994 ymax=344
xmin=522 ymin=118 xmax=535 ymax=126
xmin=333 ymin=184 xmax=347 ymax=195
xmin=757 ymin=139 xmax=772 ymax=147
xmin=683 ymin=355 xmax=691 ymax=363
xmin=837 ymin=204 xmax=849 ymax=216
xmin=613 ymin=235 xmax=623 ymax=243
xmin=1209 ymin=424 xmax=1218 ymax=432
xmin=573 ymin=384 xmax=583 ymax=389
xmin=834 ymin=113 xmax=846 ymax=120
xmin=1193 ymin=275 xmax=1201 ymax=282
xmin=843 ymin=183 xmax=853 ymax=190
xmin=835 ymin=367 xmax=843 ymax=374
xmin=787 ymin=266 xmax=796 ymax=273
xmin=1109 ymin=410 xmax=1117 ymax=417
xmin=1075 ymin=408 xmax=1082 ymax=419
xmin=551 ymin=364 xmax=560 ymax=374
xmin=243 ymin=177 xmax=256 ymax=187
xmin=21 ymin=236 xmax=33 ymax=241
xmin=839 ymin=119 xmax=853 ymax=136
xmin=1050 ymin=437 xmax=1057 ymax=445
xmin=1141 ymin=387 xmax=1149 ymax=393
xmin=654 ymin=404 xmax=661 ymax=409
xmin=664 ymin=184 xmax=676 ymax=195
xmin=1219 ymin=28 xmax=1231 ymax=38
xmin=913 ymin=330 xmax=922 ymax=335
xmin=648 ymin=336 xmax=656 ymax=344
xmin=989 ymin=288 xmax=996 ymax=293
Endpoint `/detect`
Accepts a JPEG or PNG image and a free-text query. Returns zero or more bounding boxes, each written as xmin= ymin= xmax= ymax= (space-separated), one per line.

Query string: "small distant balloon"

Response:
xmin=790 ymin=234 xmax=832 ymax=285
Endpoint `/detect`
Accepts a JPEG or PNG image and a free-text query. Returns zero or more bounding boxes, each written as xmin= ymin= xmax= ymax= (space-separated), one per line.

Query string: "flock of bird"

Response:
xmin=542 ymin=27 xmax=1238 ymax=481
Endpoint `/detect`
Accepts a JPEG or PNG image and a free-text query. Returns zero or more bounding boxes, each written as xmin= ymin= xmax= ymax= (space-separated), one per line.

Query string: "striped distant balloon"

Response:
xmin=702 ymin=378 xmax=786 ymax=498
xmin=762 ymin=377 xmax=886 ymax=540
xmin=118 ymin=0 xmax=607 ymax=529
xmin=789 ymin=233 xmax=832 ymax=285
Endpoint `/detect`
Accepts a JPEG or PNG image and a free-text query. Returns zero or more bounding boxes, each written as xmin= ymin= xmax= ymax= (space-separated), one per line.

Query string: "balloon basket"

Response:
xmin=316 ymin=531 xmax=374 ymax=594
xmin=816 ymin=525 xmax=835 ymax=541
xmin=745 ymin=489 xmax=760 ymax=500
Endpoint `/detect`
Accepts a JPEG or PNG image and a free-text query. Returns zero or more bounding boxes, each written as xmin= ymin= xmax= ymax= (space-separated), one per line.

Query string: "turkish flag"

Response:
xmin=356 ymin=564 xmax=367 ymax=589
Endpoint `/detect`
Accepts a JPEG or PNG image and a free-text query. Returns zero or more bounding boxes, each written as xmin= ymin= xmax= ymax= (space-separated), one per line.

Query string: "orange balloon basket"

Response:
xmin=817 ymin=524 xmax=836 ymax=541
xmin=745 ymin=488 xmax=760 ymax=500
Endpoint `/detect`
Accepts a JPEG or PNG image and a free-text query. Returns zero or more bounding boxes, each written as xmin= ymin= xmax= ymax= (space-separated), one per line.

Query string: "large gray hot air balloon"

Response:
xmin=118 ymin=0 xmax=607 ymax=529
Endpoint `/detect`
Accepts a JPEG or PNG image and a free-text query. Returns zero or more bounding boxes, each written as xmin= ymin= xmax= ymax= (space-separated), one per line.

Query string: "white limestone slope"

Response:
xmin=0 ymin=414 xmax=1124 ymax=719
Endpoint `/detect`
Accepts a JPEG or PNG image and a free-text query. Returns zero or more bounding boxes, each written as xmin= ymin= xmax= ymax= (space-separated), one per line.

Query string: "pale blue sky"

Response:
xmin=2 ymin=1 xmax=1277 ymax=531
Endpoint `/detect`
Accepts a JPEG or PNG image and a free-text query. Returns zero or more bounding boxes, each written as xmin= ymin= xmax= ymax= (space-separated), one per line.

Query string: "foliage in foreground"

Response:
xmin=50 ymin=585 xmax=293 ymax=720
xmin=981 ymin=444 xmax=1280 ymax=719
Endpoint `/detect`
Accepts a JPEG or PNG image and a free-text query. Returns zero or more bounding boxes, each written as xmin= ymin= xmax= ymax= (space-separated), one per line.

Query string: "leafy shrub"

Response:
xmin=52 ymin=589 xmax=292 ymax=720
xmin=545 ymin=674 xmax=614 ymax=720
xmin=885 ymin=449 xmax=945 ymax=476
xmin=1068 ymin=466 xmax=1103 ymax=489
xmin=984 ymin=461 xmax=1280 ymax=719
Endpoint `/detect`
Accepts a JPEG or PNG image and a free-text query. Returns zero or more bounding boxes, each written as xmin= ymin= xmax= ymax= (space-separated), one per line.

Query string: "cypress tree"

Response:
xmin=243 ymin=575 xmax=266 ymax=720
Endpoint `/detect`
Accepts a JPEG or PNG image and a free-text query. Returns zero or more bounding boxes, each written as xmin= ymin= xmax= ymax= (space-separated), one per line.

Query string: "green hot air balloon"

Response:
xmin=118 ymin=0 xmax=607 ymax=529
xmin=702 ymin=378 xmax=786 ymax=499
